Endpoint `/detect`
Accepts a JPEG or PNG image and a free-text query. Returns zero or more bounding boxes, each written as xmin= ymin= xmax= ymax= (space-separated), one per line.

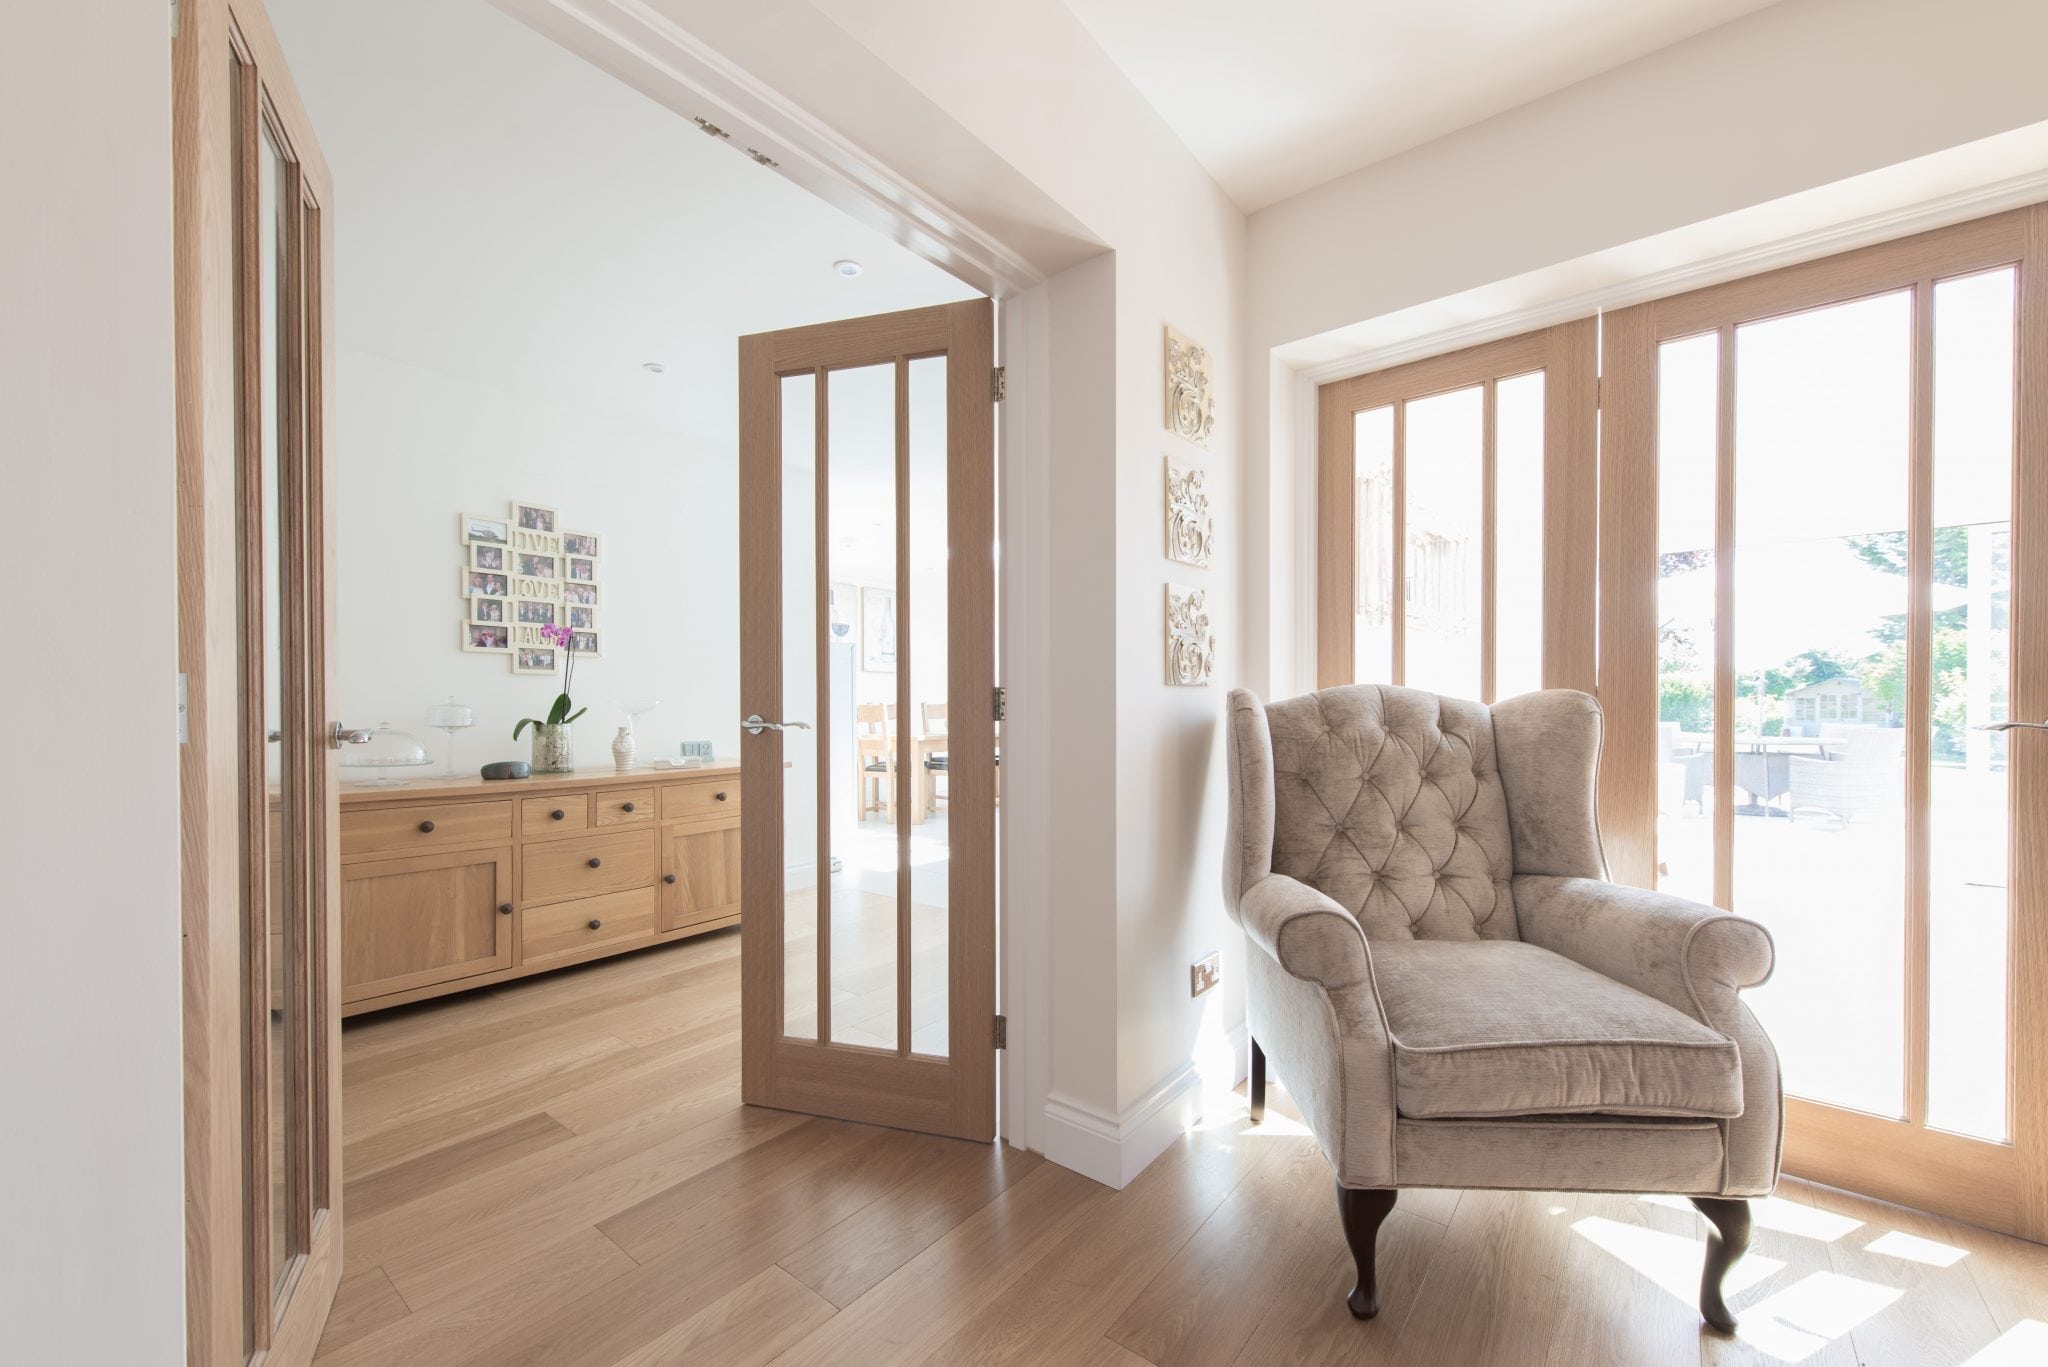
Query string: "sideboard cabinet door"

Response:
xmin=341 ymin=846 xmax=515 ymax=1003
xmin=661 ymin=825 xmax=741 ymax=932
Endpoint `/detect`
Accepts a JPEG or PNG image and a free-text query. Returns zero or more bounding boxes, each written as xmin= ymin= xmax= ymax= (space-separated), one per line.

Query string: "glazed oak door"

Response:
xmin=175 ymin=0 xmax=344 ymax=1361
xmin=738 ymin=299 xmax=997 ymax=1141
xmin=1598 ymin=206 xmax=2048 ymax=1241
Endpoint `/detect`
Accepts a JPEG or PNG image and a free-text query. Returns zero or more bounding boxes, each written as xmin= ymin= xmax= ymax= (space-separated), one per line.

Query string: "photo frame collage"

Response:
xmin=460 ymin=502 xmax=602 ymax=673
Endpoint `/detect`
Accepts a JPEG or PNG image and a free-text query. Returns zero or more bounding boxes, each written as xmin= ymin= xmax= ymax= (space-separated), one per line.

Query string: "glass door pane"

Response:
xmin=827 ymin=364 xmax=899 ymax=1049
xmin=1927 ymin=267 xmax=2016 ymax=1140
xmin=1655 ymin=333 xmax=1719 ymax=907
xmin=1732 ymin=290 xmax=1912 ymax=1118
xmin=1404 ymin=385 xmax=1483 ymax=698
xmin=780 ymin=373 xmax=821 ymax=1040
xmin=1493 ymin=372 xmax=1545 ymax=699
xmin=907 ymin=356 xmax=951 ymax=1058
xmin=1353 ymin=406 xmax=1395 ymax=685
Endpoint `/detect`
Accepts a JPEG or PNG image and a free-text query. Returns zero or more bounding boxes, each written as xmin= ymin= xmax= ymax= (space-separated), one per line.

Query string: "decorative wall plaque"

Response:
xmin=1164 ymin=324 xmax=1214 ymax=449
xmin=1165 ymin=456 xmax=1214 ymax=568
xmin=1166 ymin=582 xmax=1216 ymax=686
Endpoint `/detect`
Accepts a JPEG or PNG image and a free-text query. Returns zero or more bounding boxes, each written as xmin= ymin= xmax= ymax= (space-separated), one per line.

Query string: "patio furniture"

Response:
xmin=1226 ymin=683 xmax=1779 ymax=1330
xmin=1661 ymin=721 xmax=1713 ymax=812
xmin=1787 ymin=727 xmax=1905 ymax=824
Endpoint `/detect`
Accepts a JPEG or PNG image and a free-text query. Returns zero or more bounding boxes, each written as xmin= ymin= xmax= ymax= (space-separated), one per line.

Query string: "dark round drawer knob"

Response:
xmin=715 ymin=791 xmax=728 ymax=802
xmin=499 ymin=903 xmax=513 ymax=915
xmin=551 ymin=808 xmax=566 ymax=821
xmin=418 ymin=820 xmax=436 ymax=833
xmin=663 ymin=873 xmax=677 ymax=885
xmin=588 ymin=857 xmax=602 ymax=868
xmin=587 ymin=918 xmax=602 ymax=930
xmin=622 ymin=801 xmax=636 ymax=813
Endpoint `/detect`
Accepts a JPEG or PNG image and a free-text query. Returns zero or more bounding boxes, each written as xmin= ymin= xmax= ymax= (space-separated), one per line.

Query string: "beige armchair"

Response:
xmin=1225 ymin=684 xmax=1780 ymax=1332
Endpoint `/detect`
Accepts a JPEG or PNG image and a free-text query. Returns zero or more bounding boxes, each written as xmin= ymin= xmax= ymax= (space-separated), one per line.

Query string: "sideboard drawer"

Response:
xmin=519 ymin=887 xmax=658 ymax=967
xmin=521 ymin=828 xmax=659 ymax=906
xmin=522 ymin=794 xmax=591 ymax=838
xmin=661 ymin=778 xmax=741 ymax=825
xmin=594 ymin=787 xmax=656 ymax=829
xmin=342 ymin=800 xmax=513 ymax=857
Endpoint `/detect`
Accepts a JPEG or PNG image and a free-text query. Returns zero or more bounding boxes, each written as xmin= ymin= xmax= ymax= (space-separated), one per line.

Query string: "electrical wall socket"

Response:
xmin=1190 ymin=952 xmax=1221 ymax=998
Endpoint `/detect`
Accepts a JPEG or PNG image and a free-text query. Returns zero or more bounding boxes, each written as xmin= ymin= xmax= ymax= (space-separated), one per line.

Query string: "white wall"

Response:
xmin=334 ymin=345 xmax=740 ymax=770
xmin=1244 ymin=0 xmax=2048 ymax=700
xmin=0 ymin=3 xmax=186 ymax=1360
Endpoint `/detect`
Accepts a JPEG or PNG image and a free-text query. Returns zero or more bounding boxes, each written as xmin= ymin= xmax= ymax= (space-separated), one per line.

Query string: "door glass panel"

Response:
xmin=1927 ymin=267 xmax=2015 ymax=1140
xmin=1493 ymin=372 xmax=1545 ymax=699
xmin=1656 ymin=333 xmax=1720 ymax=906
xmin=1733 ymin=290 xmax=1912 ymax=1118
xmin=780 ymin=374 xmax=820 ymax=1039
xmin=1403 ymin=385 xmax=1483 ymax=698
xmin=908 ymin=356 xmax=950 ymax=1057
xmin=829 ymin=364 xmax=899 ymax=1049
xmin=257 ymin=120 xmax=300 ymax=1295
xmin=1353 ymin=405 xmax=1394 ymax=685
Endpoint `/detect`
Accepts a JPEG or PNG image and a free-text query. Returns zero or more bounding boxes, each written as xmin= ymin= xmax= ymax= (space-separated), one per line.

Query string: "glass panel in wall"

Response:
xmin=828 ymin=363 xmax=900 ymax=1049
xmin=1926 ymin=267 xmax=2016 ymax=1141
xmin=1733 ymin=290 xmax=1912 ymax=1118
xmin=908 ymin=356 xmax=951 ymax=1058
xmin=781 ymin=373 xmax=820 ymax=1039
xmin=1655 ymin=333 xmax=1719 ymax=907
xmin=1403 ymin=385 xmax=1484 ymax=699
xmin=1493 ymin=371 xmax=1545 ymax=699
xmin=1352 ymin=405 xmax=1394 ymax=685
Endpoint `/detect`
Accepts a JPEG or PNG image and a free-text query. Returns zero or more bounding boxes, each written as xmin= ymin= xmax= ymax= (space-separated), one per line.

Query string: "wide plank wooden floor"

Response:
xmin=322 ymin=931 xmax=2048 ymax=1366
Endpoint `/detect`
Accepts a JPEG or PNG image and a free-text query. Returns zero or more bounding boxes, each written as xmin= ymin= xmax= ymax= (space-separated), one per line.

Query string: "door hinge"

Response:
xmin=176 ymin=672 xmax=189 ymax=745
xmin=991 ymin=365 xmax=1006 ymax=403
xmin=993 ymin=686 xmax=1007 ymax=722
xmin=993 ymin=1014 xmax=1007 ymax=1050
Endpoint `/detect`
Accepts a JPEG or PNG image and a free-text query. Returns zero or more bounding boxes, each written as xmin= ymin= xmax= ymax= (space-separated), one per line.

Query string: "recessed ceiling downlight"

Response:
xmin=834 ymin=259 xmax=864 ymax=278
xmin=642 ymin=361 xmax=666 ymax=374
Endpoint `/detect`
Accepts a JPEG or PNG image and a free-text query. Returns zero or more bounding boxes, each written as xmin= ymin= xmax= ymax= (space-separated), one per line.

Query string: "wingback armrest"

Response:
xmin=1514 ymin=874 xmax=1782 ymax=1195
xmin=1512 ymin=875 xmax=1773 ymax=1017
xmin=1238 ymin=874 xmax=1398 ymax=1187
xmin=1239 ymin=873 xmax=1375 ymax=991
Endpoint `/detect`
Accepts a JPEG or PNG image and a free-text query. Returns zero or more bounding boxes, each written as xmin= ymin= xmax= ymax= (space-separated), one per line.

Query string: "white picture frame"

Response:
xmin=562 ymin=581 xmax=601 ymax=608
xmin=566 ymin=555 xmax=599 ymax=583
xmin=470 ymin=597 xmax=505 ymax=624
xmin=513 ymin=502 xmax=558 ymax=535
xmin=462 ymin=512 xmax=510 ymax=545
xmin=463 ymin=568 xmax=511 ymax=600
xmin=513 ymin=647 xmax=559 ymax=675
xmin=515 ymin=599 xmax=557 ymax=626
xmin=469 ymin=541 xmax=508 ymax=572
xmin=462 ymin=621 xmax=512 ymax=653
xmin=562 ymin=530 xmax=601 ymax=558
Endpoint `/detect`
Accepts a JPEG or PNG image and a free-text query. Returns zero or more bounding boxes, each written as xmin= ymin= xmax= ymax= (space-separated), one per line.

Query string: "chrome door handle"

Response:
xmin=330 ymin=723 xmax=374 ymax=749
xmin=742 ymin=714 xmax=811 ymax=735
xmin=1977 ymin=720 xmax=2048 ymax=732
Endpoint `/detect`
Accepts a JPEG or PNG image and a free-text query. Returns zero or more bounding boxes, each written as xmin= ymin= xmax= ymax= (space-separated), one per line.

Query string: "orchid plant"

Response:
xmin=512 ymin=623 xmax=587 ymax=738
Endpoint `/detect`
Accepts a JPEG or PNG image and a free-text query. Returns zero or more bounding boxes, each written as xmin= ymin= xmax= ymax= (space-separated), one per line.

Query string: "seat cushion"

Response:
xmin=1370 ymin=940 xmax=1744 ymax=1120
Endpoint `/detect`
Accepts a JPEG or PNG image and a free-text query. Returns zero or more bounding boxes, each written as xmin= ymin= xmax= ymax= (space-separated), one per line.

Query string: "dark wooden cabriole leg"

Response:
xmin=1691 ymin=1196 xmax=1752 ymax=1333
xmin=1248 ymin=1036 xmax=1266 ymax=1122
xmin=1337 ymin=1184 xmax=1398 ymax=1319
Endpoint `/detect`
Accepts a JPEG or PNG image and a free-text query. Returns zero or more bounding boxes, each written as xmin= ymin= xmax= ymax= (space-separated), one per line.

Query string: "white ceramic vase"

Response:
xmin=612 ymin=724 xmax=635 ymax=773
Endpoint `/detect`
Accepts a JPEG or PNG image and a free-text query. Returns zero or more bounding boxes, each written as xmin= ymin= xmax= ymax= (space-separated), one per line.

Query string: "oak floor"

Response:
xmin=320 ymin=930 xmax=2048 ymax=1366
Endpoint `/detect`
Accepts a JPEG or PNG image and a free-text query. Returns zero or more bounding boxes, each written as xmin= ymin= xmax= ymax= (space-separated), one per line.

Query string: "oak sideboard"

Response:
xmin=338 ymin=764 xmax=741 ymax=1015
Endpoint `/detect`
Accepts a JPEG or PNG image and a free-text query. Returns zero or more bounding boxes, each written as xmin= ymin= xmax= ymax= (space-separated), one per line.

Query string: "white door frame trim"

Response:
xmin=487 ymin=0 xmax=1056 ymax=1150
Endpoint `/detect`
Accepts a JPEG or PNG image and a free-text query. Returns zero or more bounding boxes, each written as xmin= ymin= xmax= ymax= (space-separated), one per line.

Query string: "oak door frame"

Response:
xmin=1595 ymin=203 xmax=2048 ymax=1241
xmin=1314 ymin=318 xmax=1598 ymax=697
xmin=738 ymin=297 xmax=997 ymax=1142
xmin=175 ymin=0 xmax=343 ymax=1360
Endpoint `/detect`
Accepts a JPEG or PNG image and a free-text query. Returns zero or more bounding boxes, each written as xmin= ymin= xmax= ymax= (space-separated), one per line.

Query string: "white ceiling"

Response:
xmin=266 ymin=0 xmax=977 ymax=443
xmin=1062 ymin=0 xmax=1785 ymax=213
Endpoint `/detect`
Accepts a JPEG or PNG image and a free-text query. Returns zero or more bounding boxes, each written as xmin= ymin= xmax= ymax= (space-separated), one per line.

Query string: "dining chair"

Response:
xmin=855 ymin=702 xmax=897 ymax=823
xmin=922 ymin=702 xmax=949 ymax=816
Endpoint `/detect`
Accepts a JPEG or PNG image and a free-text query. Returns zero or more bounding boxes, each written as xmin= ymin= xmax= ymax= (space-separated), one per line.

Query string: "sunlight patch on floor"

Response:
xmin=1572 ymin=1216 xmax=1784 ymax=1304
xmin=1960 ymin=1319 xmax=2048 ymax=1366
xmin=1863 ymin=1229 xmax=1968 ymax=1267
xmin=1730 ymin=1271 xmax=1905 ymax=1362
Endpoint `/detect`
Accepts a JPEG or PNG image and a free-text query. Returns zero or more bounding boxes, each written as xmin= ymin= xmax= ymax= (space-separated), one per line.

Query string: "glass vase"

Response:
xmin=531 ymin=723 xmax=574 ymax=773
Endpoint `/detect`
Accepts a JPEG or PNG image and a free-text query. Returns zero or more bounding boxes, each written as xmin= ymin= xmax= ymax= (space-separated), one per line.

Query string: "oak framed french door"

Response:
xmin=1598 ymin=205 xmax=2048 ymax=1240
xmin=737 ymin=298 xmax=997 ymax=1142
xmin=176 ymin=0 xmax=344 ymax=1360
xmin=1316 ymin=319 xmax=1598 ymax=698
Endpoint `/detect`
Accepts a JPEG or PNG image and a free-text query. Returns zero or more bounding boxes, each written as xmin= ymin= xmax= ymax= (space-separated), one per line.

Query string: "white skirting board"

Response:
xmin=1037 ymin=1023 xmax=1248 ymax=1189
